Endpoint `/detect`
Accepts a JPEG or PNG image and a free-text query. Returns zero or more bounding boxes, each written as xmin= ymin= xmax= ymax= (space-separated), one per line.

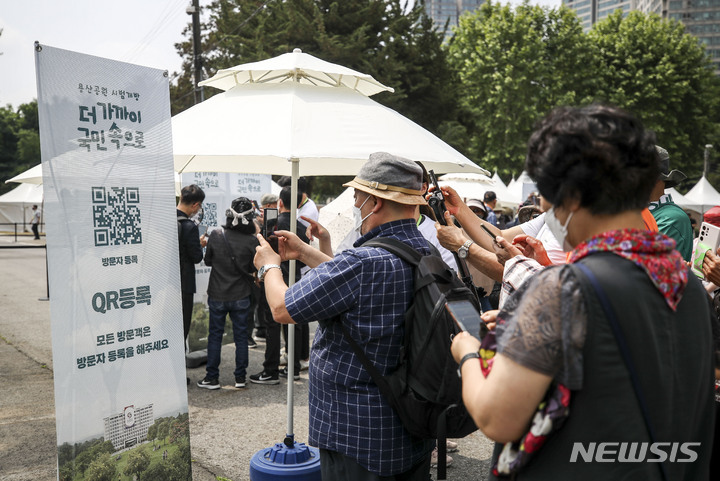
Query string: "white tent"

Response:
xmin=665 ymin=187 xmax=702 ymax=213
xmin=492 ymin=171 xmax=507 ymax=189
xmin=684 ymin=176 xmax=720 ymax=212
xmin=508 ymin=171 xmax=536 ymax=204
xmin=438 ymin=172 xmax=521 ymax=208
xmin=5 ymin=164 xmax=43 ymax=185
xmin=317 ymin=187 xmax=356 ymax=253
xmin=0 ymin=183 xmax=43 ymax=229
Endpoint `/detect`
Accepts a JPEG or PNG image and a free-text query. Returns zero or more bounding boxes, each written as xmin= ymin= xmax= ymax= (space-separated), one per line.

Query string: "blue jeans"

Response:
xmin=206 ymin=297 xmax=251 ymax=380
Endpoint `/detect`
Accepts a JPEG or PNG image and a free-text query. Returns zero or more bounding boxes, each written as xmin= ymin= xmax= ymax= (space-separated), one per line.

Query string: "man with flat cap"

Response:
xmin=254 ymin=152 xmax=434 ymax=480
xmin=649 ymin=145 xmax=693 ymax=261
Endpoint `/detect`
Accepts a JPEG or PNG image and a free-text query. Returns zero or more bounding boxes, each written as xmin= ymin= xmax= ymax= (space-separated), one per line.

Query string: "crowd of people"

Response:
xmin=176 ymin=104 xmax=719 ymax=480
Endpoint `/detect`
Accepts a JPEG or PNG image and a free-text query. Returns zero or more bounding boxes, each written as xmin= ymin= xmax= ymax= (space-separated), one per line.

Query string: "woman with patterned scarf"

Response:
xmin=448 ymin=105 xmax=716 ymax=480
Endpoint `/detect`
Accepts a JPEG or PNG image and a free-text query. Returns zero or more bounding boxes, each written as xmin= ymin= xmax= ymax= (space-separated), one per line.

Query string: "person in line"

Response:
xmin=483 ymin=191 xmax=498 ymax=226
xmin=452 ymin=105 xmax=715 ymax=479
xmin=30 ymin=204 xmax=41 ymax=240
xmin=197 ymin=197 xmax=259 ymax=390
xmin=250 ymin=186 xmax=309 ymax=384
xmin=277 ymin=176 xmax=319 ymax=228
xmin=254 ymin=152 xmax=434 ymax=480
xmin=177 ymin=184 xmax=206 ymax=344
xmin=648 ymin=145 xmax=694 ymax=261
xmin=252 ymin=193 xmax=278 ymax=342
xmin=276 ymin=177 xmax=316 ymax=369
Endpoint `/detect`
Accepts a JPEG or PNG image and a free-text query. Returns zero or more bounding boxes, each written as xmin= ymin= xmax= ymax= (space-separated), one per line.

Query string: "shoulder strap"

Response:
xmin=573 ymin=261 xmax=668 ymax=481
xmin=363 ymin=237 xmax=422 ymax=266
xmin=339 ymin=321 xmax=396 ymax=399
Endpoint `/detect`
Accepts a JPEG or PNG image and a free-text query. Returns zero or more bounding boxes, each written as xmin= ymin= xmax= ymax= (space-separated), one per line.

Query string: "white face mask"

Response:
xmin=352 ymin=194 xmax=373 ymax=234
xmin=545 ymin=207 xmax=574 ymax=252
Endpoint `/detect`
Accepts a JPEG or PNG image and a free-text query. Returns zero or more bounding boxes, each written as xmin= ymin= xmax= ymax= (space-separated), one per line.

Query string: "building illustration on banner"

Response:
xmin=104 ymin=404 xmax=155 ymax=450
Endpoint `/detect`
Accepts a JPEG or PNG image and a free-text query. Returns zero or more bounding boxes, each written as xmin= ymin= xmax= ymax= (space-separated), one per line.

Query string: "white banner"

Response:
xmin=36 ymin=45 xmax=191 ymax=480
xmin=180 ymin=172 xmax=274 ymax=351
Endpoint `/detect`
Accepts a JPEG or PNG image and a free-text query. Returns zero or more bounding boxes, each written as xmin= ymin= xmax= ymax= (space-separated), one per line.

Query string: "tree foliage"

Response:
xmin=447 ymin=1 xmax=597 ymax=178
xmin=0 ymin=100 xmax=40 ymax=195
xmin=170 ymin=0 xmax=460 ymax=155
xmin=170 ymin=0 xmax=462 ymax=200
xmin=588 ymin=10 xmax=720 ymax=188
xmin=84 ymin=453 xmax=116 ymax=481
xmin=124 ymin=449 xmax=151 ymax=478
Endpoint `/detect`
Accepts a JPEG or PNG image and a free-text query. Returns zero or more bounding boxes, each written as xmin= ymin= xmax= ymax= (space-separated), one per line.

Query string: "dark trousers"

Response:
xmin=319 ymin=449 xmax=431 ymax=481
xmin=282 ymin=323 xmax=304 ymax=371
xmin=182 ymin=291 xmax=194 ymax=340
xmin=258 ymin=287 xmax=281 ymax=375
xmin=31 ymin=223 xmax=39 ymax=239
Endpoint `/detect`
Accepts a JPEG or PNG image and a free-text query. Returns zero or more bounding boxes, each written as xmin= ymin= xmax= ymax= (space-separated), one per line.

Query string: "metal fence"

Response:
xmin=0 ymin=222 xmax=44 ymax=243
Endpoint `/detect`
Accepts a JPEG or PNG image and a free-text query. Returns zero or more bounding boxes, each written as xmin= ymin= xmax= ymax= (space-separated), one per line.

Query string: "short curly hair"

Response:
xmin=525 ymin=105 xmax=659 ymax=215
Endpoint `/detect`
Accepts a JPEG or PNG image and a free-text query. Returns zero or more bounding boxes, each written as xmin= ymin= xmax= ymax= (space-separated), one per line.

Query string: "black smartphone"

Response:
xmin=263 ymin=208 xmax=278 ymax=238
xmin=445 ymin=300 xmax=485 ymax=341
xmin=480 ymin=224 xmax=499 ymax=244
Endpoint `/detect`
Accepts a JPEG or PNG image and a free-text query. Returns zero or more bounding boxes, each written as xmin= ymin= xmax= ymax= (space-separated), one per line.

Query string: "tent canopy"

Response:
xmin=0 ymin=183 xmax=43 ymax=227
xmin=684 ymin=176 xmax=720 ymax=211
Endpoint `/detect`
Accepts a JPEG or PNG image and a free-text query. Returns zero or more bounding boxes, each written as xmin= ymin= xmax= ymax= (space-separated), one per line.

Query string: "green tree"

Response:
xmin=147 ymin=423 xmax=158 ymax=442
xmin=157 ymin=420 xmax=170 ymax=443
xmin=124 ymin=449 xmax=151 ymax=479
xmin=171 ymin=0 xmax=460 ymax=136
xmin=84 ymin=453 xmax=116 ymax=481
xmin=589 ymin=10 xmax=720 ymax=187
xmin=168 ymin=437 xmax=192 ymax=481
xmin=142 ymin=461 xmax=173 ymax=481
xmin=0 ymin=100 xmax=40 ymax=195
xmin=447 ymin=1 xmax=598 ymax=178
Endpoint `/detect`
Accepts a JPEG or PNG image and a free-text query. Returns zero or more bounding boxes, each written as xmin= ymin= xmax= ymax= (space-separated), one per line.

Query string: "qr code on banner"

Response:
xmin=202 ymin=202 xmax=217 ymax=227
xmin=92 ymin=187 xmax=142 ymax=246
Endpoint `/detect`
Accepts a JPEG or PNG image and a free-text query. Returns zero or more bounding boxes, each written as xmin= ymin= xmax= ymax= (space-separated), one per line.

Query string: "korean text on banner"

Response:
xmin=35 ymin=44 xmax=192 ymax=480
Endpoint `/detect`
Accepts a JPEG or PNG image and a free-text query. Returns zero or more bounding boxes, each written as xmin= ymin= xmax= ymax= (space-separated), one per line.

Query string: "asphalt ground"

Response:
xmin=0 ymin=234 xmax=494 ymax=481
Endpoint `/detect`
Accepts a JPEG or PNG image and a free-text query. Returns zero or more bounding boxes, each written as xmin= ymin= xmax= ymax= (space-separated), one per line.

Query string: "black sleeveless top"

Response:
xmin=491 ymin=253 xmax=715 ymax=480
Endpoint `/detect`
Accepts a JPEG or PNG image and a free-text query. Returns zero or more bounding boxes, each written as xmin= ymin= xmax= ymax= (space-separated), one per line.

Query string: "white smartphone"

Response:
xmin=691 ymin=222 xmax=720 ymax=279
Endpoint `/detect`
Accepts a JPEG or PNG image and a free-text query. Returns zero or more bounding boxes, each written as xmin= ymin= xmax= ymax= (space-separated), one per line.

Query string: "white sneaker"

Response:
xmin=300 ymin=359 xmax=309 ymax=371
xmin=446 ymin=440 xmax=459 ymax=453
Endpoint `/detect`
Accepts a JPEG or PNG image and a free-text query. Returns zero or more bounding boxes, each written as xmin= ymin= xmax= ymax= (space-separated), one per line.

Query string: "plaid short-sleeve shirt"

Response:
xmin=285 ymin=219 xmax=435 ymax=476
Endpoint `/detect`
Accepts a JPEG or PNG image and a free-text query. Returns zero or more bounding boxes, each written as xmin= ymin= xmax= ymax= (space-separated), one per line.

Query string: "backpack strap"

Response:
xmin=363 ymin=237 xmax=422 ymax=266
xmin=573 ymin=261 xmax=668 ymax=481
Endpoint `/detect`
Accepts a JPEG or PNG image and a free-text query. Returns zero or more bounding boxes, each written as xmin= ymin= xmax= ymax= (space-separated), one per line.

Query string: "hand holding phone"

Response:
xmin=445 ymin=299 xmax=486 ymax=341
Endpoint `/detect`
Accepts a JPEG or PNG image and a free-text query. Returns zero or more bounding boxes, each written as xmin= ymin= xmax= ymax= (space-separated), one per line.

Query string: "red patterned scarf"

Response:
xmin=568 ymin=229 xmax=687 ymax=311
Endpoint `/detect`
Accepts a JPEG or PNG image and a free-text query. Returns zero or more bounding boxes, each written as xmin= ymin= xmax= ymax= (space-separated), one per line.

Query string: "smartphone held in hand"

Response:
xmin=445 ymin=299 xmax=485 ymax=341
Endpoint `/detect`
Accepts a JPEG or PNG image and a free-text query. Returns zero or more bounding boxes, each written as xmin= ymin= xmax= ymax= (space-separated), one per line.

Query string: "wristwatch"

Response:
xmin=457 ymin=351 xmax=480 ymax=379
xmin=457 ymin=239 xmax=474 ymax=259
xmin=257 ymin=264 xmax=281 ymax=283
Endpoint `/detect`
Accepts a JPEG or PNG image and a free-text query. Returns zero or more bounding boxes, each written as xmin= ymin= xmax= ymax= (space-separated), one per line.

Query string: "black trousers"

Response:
xmin=182 ymin=291 xmax=194 ymax=340
xmin=31 ymin=223 xmax=39 ymax=239
xmin=319 ymin=449 xmax=431 ymax=481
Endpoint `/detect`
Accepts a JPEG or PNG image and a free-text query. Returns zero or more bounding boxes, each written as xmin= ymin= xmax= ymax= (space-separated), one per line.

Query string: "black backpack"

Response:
xmin=339 ymin=236 xmax=479 ymax=479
